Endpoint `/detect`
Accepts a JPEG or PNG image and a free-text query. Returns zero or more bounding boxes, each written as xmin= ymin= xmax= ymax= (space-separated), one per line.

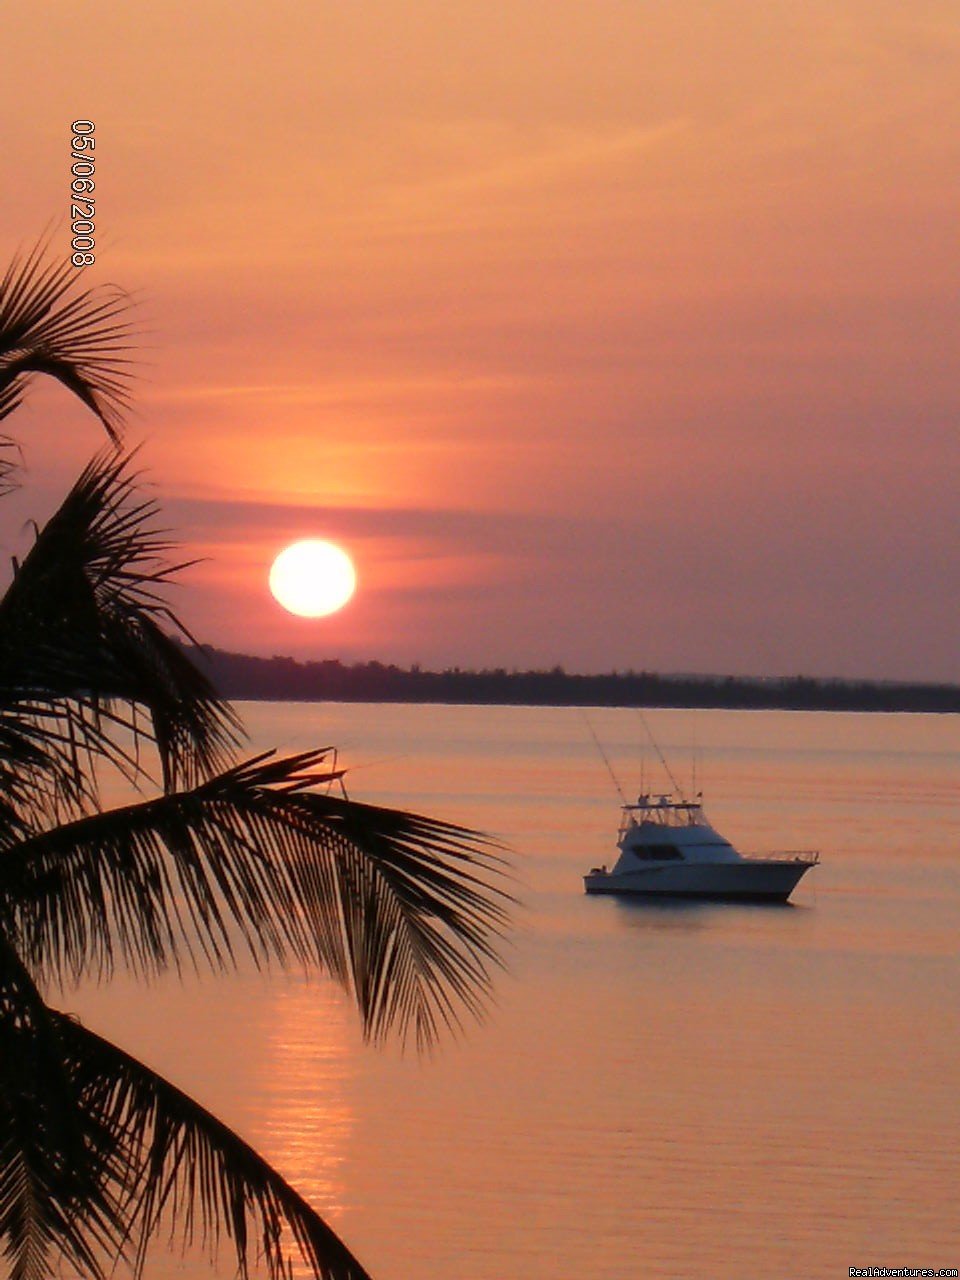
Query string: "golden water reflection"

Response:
xmin=247 ymin=976 xmax=359 ymax=1225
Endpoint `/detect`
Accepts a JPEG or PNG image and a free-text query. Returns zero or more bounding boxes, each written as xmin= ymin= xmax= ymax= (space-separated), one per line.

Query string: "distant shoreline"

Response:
xmin=180 ymin=643 xmax=960 ymax=714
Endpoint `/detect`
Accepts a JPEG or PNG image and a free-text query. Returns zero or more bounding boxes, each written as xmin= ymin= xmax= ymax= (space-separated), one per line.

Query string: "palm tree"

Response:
xmin=0 ymin=244 xmax=509 ymax=1280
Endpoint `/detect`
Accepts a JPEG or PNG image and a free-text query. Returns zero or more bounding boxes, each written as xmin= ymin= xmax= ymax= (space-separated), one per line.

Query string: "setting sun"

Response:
xmin=269 ymin=540 xmax=357 ymax=618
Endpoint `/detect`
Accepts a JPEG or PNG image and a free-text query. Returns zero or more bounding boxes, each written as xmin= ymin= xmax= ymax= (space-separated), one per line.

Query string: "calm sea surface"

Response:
xmin=72 ymin=704 xmax=959 ymax=1279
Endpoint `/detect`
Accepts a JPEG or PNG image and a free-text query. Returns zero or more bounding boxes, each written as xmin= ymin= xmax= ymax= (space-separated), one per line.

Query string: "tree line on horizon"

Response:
xmin=181 ymin=643 xmax=960 ymax=713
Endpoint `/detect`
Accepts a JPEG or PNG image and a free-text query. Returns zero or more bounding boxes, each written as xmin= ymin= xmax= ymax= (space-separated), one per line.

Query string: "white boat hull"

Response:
xmin=583 ymin=858 xmax=813 ymax=902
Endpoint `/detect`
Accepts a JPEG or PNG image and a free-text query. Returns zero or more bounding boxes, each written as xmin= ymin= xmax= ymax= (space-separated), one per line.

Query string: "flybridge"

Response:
xmin=621 ymin=794 xmax=708 ymax=826
xmin=625 ymin=793 xmax=703 ymax=811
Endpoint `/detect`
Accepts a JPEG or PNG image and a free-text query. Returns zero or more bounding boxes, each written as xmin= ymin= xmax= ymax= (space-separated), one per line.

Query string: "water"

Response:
xmin=70 ymin=704 xmax=959 ymax=1279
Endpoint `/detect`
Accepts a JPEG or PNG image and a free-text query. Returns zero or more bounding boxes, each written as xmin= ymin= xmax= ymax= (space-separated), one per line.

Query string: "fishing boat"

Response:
xmin=584 ymin=793 xmax=819 ymax=902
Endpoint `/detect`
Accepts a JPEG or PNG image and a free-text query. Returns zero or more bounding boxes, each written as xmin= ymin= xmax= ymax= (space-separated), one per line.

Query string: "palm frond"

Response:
xmin=0 ymin=937 xmax=123 ymax=1280
xmin=51 ymin=1014 xmax=374 ymax=1280
xmin=0 ymin=241 xmax=133 ymax=439
xmin=293 ymin=790 xmax=511 ymax=1047
xmin=0 ymin=436 xmax=19 ymax=496
xmin=0 ymin=450 xmax=240 ymax=829
xmin=2 ymin=750 xmax=510 ymax=1048
xmin=0 ymin=231 xmax=515 ymax=1280
xmin=0 ymin=955 xmax=372 ymax=1280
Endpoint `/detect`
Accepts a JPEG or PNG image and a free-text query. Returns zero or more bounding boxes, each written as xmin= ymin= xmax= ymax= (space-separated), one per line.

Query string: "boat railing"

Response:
xmin=742 ymin=850 xmax=820 ymax=865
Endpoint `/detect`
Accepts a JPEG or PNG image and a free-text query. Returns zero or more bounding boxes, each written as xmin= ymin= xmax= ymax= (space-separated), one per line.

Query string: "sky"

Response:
xmin=4 ymin=1 xmax=959 ymax=680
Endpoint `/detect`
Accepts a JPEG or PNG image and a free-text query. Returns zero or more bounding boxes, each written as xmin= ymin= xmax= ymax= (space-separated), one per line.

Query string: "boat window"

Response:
xmin=636 ymin=843 xmax=683 ymax=861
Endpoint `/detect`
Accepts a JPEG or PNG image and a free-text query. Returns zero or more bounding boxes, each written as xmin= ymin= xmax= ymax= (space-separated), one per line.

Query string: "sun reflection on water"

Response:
xmin=248 ymin=976 xmax=359 ymax=1224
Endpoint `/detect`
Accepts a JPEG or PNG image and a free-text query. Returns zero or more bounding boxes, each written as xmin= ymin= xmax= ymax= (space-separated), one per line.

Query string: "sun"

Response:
xmin=269 ymin=539 xmax=357 ymax=618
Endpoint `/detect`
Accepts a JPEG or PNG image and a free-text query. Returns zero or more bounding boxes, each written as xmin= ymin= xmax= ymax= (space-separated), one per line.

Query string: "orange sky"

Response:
xmin=5 ymin=1 xmax=959 ymax=678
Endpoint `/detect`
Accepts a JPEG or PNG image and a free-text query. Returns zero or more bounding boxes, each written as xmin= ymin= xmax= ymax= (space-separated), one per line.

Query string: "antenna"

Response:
xmin=581 ymin=710 xmax=627 ymax=805
xmin=692 ymin=714 xmax=698 ymax=798
xmin=634 ymin=707 xmax=686 ymax=800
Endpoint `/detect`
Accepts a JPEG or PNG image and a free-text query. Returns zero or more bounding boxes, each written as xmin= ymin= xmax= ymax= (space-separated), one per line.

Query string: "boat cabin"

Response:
xmin=617 ymin=794 xmax=742 ymax=865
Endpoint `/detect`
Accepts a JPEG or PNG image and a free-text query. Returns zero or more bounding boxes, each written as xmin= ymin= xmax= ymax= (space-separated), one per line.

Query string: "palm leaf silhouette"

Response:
xmin=2 ymin=748 xmax=509 ymax=1047
xmin=53 ymin=1014 xmax=375 ymax=1280
xmin=0 ymin=241 xmax=133 ymax=442
xmin=0 ymin=937 xmax=124 ymax=1280
xmin=0 ymin=240 xmax=510 ymax=1278
xmin=0 ymin=450 xmax=240 ymax=832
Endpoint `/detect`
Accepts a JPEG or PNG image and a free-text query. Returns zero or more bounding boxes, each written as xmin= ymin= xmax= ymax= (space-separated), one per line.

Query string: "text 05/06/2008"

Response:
xmin=70 ymin=120 xmax=96 ymax=267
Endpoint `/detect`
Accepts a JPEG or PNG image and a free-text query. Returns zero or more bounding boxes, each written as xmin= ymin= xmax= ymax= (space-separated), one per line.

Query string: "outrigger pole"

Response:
xmin=580 ymin=710 xmax=627 ymax=805
xmin=634 ymin=707 xmax=687 ymax=801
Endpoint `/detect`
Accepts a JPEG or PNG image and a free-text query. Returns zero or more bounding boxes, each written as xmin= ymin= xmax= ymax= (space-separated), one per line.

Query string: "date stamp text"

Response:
xmin=69 ymin=120 xmax=96 ymax=267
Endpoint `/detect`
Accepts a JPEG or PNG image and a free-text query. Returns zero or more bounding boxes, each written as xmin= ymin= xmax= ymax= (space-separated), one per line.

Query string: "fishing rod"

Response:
xmin=634 ymin=706 xmax=687 ymax=801
xmin=580 ymin=710 xmax=627 ymax=805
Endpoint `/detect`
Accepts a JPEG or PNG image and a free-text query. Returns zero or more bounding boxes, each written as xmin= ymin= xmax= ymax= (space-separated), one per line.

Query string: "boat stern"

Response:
xmin=583 ymin=866 xmax=611 ymax=894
